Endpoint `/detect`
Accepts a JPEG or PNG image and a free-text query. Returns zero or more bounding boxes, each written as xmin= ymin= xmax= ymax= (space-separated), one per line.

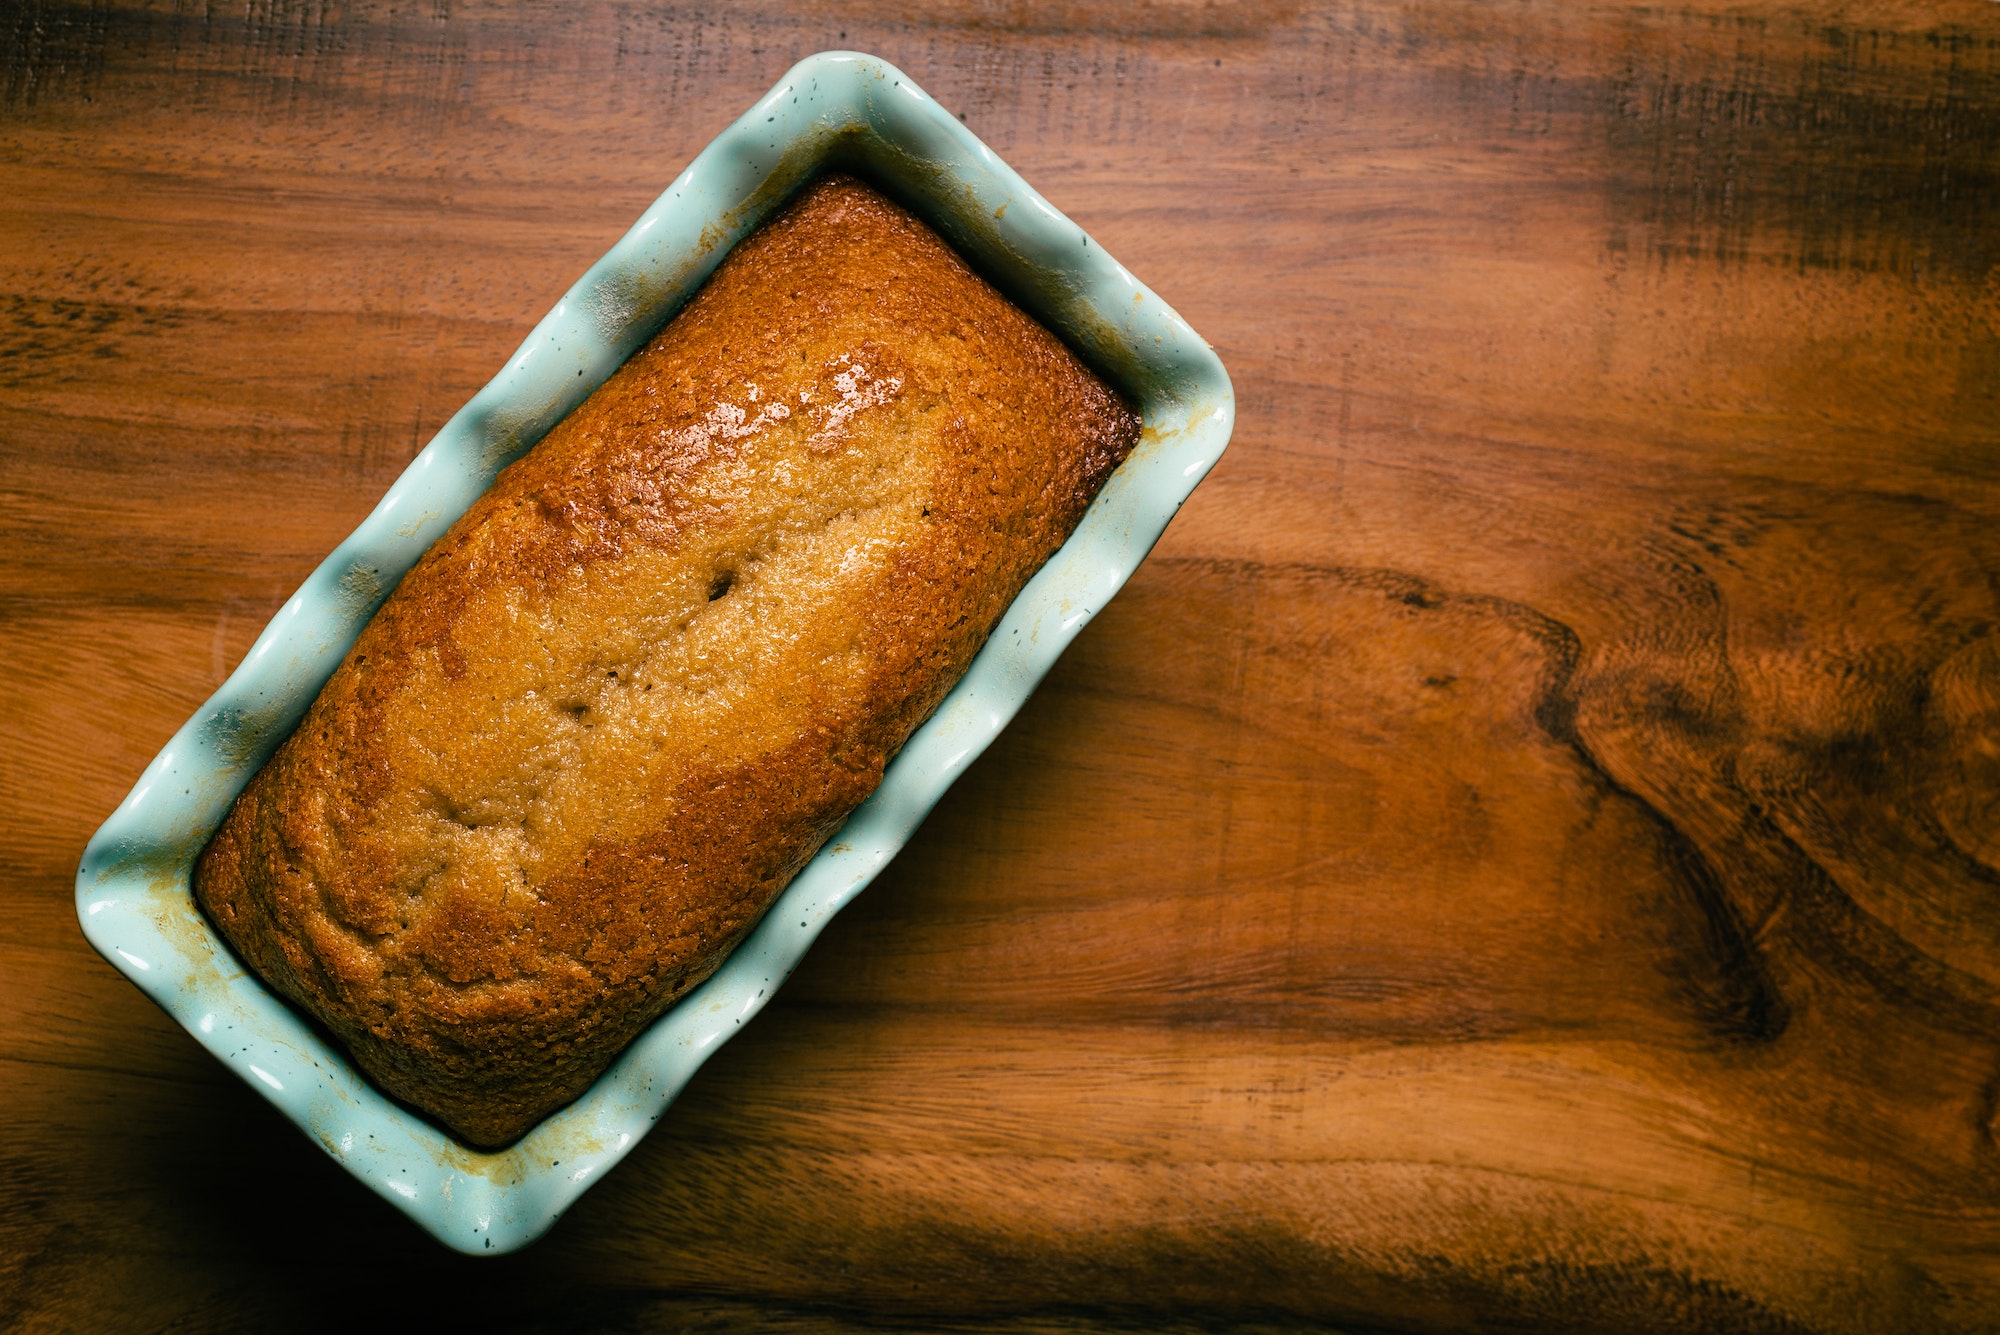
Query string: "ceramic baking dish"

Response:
xmin=75 ymin=50 xmax=1233 ymax=1254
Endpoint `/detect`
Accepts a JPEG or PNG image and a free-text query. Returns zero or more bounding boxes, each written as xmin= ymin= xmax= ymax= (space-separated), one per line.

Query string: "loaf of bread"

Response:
xmin=193 ymin=176 xmax=1140 ymax=1147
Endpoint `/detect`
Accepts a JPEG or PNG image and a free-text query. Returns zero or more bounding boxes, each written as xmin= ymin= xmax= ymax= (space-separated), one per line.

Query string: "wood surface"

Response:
xmin=4 ymin=1 xmax=1999 ymax=1330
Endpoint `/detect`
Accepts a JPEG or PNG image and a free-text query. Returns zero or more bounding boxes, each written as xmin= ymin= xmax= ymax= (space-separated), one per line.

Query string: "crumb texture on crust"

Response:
xmin=192 ymin=175 xmax=1140 ymax=1148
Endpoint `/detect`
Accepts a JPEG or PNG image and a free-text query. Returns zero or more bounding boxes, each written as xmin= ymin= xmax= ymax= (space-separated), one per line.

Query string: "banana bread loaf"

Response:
xmin=193 ymin=175 xmax=1140 ymax=1148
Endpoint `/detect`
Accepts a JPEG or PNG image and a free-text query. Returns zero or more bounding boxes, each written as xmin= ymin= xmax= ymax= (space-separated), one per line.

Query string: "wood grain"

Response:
xmin=4 ymin=0 xmax=1999 ymax=1330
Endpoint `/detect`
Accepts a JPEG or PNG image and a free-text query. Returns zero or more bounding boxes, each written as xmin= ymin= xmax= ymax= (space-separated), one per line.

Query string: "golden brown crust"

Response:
xmin=193 ymin=175 xmax=1140 ymax=1147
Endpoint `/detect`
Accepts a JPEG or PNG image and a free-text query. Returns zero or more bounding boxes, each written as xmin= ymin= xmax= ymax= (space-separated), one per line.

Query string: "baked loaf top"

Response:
xmin=194 ymin=175 xmax=1140 ymax=1147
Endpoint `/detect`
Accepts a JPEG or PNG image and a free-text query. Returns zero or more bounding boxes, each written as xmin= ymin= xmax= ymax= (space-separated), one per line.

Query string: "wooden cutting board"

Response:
xmin=4 ymin=1 xmax=1997 ymax=1329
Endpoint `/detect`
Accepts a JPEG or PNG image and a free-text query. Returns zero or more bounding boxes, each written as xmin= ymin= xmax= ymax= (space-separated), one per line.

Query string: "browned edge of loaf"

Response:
xmin=192 ymin=173 xmax=1143 ymax=1148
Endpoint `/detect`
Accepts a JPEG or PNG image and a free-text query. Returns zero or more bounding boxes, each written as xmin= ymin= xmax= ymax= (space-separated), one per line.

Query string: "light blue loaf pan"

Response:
xmin=76 ymin=51 xmax=1234 ymax=1254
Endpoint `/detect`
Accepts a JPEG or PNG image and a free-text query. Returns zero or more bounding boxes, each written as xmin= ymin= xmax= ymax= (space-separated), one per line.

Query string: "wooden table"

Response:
xmin=6 ymin=2 xmax=1999 ymax=1329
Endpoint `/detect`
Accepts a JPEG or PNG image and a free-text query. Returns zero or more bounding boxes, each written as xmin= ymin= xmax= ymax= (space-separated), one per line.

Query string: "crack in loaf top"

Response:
xmin=192 ymin=174 xmax=1142 ymax=1147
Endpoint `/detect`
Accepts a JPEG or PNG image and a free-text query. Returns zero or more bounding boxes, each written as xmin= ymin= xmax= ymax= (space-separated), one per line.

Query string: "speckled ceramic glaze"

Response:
xmin=76 ymin=51 xmax=1234 ymax=1254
